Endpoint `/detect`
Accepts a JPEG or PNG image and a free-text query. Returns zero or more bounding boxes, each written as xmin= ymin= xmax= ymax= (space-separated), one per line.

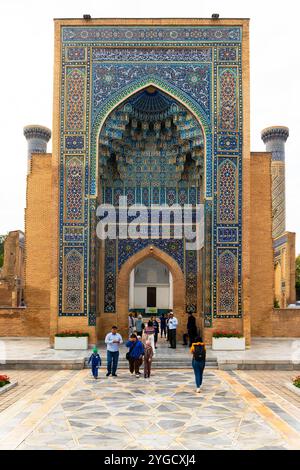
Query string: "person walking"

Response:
xmin=160 ymin=313 xmax=167 ymax=338
xmin=128 ymin=312 xmax=135 ymax=337
xmin=190 ymin=336 xmax=206 ymax=393
xmin=168 ymin=312 xmax=178 ymax=349
xmin=88 ymin=347 xmax=102 ymax=379
xmin=135 ymin=314 xmax=144 ymax=337
xmin=153 ymin=317 xmax=159 ymax=348
xmin=144 ymin=339 xmax=154 ymax=378
xmin=166 ymin=313 xmax=170 ymax=342
xmin=144 ymin=320 xmax=156 ymax=355
xmin=104 ymin=326 xmax=123 ymax=377
xmin=187 ymin=312 xmax=198 ymax=347
xmin=126 ymin=334 xmax=144 ymax=377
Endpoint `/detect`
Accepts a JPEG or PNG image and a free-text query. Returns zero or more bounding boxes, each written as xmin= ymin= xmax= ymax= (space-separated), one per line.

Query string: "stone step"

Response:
xmin=84 ymin=358 xmax=218 ymax=369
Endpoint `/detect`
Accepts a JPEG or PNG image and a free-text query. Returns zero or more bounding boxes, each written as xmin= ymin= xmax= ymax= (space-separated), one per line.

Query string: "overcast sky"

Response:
xmin=0 ymin=0 xmax=299 ymax=254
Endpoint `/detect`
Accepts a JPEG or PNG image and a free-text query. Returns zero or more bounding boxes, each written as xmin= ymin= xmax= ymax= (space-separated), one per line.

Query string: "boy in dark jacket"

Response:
xmin=88 ymin=347 xmax=102 ymax=379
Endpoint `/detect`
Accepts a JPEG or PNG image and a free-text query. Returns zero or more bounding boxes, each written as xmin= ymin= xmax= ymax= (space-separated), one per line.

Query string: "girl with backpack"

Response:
xmin=190 ymin=336 xmax=206 ymax=393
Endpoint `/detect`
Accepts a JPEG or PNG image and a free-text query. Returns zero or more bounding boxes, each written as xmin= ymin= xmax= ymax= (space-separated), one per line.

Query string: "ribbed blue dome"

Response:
xmin=130 ymin=89 xmax=173 ymax=115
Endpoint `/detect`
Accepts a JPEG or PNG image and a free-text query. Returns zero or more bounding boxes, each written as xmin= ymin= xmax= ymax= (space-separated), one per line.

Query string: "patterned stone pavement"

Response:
xmin=0 ymin=369 xmax=300 ymax=450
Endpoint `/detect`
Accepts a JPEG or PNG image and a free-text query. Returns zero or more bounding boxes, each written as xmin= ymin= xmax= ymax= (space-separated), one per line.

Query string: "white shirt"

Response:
xmin=105 ymin=332 xmax=123 ymax=352
xmin=168 ymin=317 xmax=178 ymax=330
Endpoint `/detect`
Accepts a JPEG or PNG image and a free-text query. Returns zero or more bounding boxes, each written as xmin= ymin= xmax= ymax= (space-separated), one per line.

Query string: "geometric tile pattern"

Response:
xmin=62 ymin=26 xmax=242 ymax=42
xmin=218 ymin=159 xmax=237 ymax=224
xmin=217 ymin=249 xmax=238 ymax=315
xmin=2 ymin=369 xmax=299 ymax=450
xmin=65 ymin=67 xmax=86 ymax=130
xmin=63 ymin=247 xmax=84 ymax=314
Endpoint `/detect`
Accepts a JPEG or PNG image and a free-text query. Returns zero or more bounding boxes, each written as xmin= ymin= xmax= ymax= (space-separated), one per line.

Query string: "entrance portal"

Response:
xmin=129 ymin=258 xmax=173 ymax=314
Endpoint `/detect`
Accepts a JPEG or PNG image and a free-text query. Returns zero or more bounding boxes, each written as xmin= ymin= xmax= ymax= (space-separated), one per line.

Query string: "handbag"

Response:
xmin=126 ymin=340 xmax=138 ymax=361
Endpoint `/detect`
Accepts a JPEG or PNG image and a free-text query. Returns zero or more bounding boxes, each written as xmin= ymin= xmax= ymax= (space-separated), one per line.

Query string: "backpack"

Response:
xmin=193 ymin=344 xmax=206 ymax=362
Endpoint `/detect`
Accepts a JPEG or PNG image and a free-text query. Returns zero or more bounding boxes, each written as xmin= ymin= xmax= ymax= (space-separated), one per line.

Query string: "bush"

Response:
xmin=213 ymin=331 xmax=243 ymax=339
xmin=55 ymin=331 xmax=89 ymax=337
xmin=274 ymin=298 xmax=280 ymax=308
xmin=0 ymin=374 xmax=10 ymax=387
xmin=293 ymin=376 xmax=300 ymax=389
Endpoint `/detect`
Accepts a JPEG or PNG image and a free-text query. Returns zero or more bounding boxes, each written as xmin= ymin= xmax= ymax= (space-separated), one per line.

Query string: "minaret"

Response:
xmin=23 ymin=125 xmax=51 ymax=173
xmin=261 ymin=126 xmax=289 ymax=239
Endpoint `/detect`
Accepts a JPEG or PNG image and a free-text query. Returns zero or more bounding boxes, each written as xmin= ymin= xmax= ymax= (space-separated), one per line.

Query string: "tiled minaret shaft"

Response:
xmin=261 ymin=126 xmax=289 ymax=239
xmin=23 ymin=125 xmax=51 ymax=173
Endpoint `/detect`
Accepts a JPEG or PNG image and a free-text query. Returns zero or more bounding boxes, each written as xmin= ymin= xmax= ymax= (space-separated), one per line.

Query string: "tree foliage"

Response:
xmin=0 ymin=234 xmax=7 ymax=268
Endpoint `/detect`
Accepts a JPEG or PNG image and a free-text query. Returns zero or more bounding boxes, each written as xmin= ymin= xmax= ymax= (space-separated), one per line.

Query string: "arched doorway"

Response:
xmin=116 ymin=245 xmax=185 ymax=337
xmin=129 ymin=257 xmax=173 ymax=312
xmin=96 ymin=85 xmax=205 ymax=339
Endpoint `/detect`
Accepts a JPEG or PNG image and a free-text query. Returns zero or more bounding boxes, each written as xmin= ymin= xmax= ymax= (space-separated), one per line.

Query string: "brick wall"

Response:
xmin=24 ymin=153 xmax=52 ymax=314
xmin=0 ymin=154 xmax=52 ymax=337
xmin=0 ymin=307 xmax=50 ymax=337
xmin=250 ymin=152 xmax=274 ymax=336
xmin=272 ymin=308 xmax=300 ymax=336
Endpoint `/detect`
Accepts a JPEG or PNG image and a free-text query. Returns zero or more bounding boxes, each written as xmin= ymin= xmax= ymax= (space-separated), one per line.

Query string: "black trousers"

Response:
xmin=129 ymin=357 xmax=143 ymax=374
xmin=188 ymin=329 xmax=197 ymax=346
xmin=169 ymin=329 xmax=176 ymax=348
xmin=182 ymin=333 xmax=189 ymax=345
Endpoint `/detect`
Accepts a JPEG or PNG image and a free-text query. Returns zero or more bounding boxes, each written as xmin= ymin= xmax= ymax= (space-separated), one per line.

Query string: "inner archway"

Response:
xmin=116 ymin=245 xmax=185 ymax=338
xmin=129 ymin=257 xmax=173 ymax=313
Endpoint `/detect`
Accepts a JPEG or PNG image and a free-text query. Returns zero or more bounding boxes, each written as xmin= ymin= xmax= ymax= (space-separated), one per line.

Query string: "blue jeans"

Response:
xmin=107 ymin=350 xmax=119 ymax=375
xmin=192 ymin=359 xmax=205 ymax=388
xmin=92 ymin=365 xmax=99 ymax=378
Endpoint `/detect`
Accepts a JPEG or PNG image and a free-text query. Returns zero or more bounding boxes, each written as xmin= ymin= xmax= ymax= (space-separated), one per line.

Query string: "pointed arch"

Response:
xmin=115 ymin=245 xmax=185 ymax=335
xmin=90 ymin=76 xmax=212 ymax=198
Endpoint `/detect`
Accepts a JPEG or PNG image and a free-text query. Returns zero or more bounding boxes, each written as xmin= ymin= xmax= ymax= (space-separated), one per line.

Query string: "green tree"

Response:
xmin=296 ymin=254 xmax=300 ymax=289
xmin=0 ymin=234 xmax=7 ymax=268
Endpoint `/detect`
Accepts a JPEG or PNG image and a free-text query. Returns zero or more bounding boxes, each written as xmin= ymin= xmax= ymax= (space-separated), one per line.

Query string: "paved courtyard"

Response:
xmin=0 ymin=368 xmax=300 ymax=450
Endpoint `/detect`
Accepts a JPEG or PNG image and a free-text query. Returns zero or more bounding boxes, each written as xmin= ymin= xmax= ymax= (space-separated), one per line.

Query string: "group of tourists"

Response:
xmin=88 ymin=325 xmax=153 ymax=379
xmin=88 ymin=311 xmax=206 ymax=392
xmin=129 ymin=311 xmax=179 ymax=349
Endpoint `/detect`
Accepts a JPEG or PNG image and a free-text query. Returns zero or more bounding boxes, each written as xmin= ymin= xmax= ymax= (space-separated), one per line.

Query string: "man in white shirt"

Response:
xmin=104 ymin=326 xmax=123 ymax=377
xmin=168 ymin=312 xmax=178 ymax=349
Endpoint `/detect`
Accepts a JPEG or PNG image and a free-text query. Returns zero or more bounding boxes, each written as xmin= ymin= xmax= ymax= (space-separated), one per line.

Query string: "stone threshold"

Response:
xmin=2 ymin=357 xmax=300 ymax=370
xmin=0 ymin=381 xmax=18 ymax=395
xmin=0 ymin=359 xmax=85 ymax=370
xmin=219 ymin=360 xmax=300 ymax=370
xmin=284 ymin=382 xmax=300 ymax=397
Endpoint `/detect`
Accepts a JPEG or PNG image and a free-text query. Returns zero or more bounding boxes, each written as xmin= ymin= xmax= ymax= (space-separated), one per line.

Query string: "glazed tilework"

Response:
xmin=65 ymin=135 xmax=85 ymax=150
xmin=58 ymin=24 xmax=243 ymax=322
xmin=92 ymin=64 xmax=211 ymax=121
xmin=118 ymin=239 xmax=184 ymax=271
xmin=64 ymin=156 xmax=84 ymax=222
xmin=65 ymin=67 xmax=86 ymax=130
xmin=218 ymin=159 xmax=238 ymax=224
xmin=66 ymin=46 xmax=86 ymax=61
xmin=62 ymin=26 xmax=242 ymax=42
xmin=62 ymin=247 xmax=84 ymax=313
xmin=92 ymin=47 xmax=213 ymax=62
xmin=217 ymin=249 xmax=238 ymax=314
